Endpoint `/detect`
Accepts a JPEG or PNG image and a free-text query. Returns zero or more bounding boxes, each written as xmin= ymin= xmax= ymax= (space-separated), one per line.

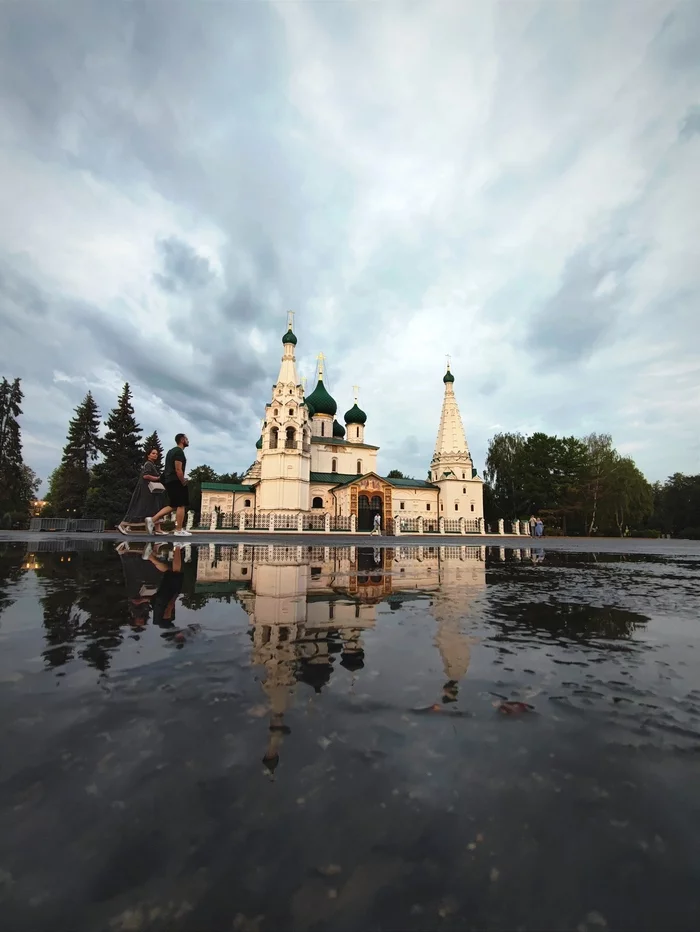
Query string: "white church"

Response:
xmin=200 ymin=316 xmax=484 ymax=531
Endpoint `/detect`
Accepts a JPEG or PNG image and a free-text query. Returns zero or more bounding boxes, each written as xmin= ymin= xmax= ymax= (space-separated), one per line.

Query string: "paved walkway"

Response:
xmin=2 ymin=530 xmax=699 ymax=556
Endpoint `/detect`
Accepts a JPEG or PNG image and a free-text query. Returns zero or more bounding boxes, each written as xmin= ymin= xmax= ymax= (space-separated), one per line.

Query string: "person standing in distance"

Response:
xmin=146 ymin=433 xmax=191 ymax=537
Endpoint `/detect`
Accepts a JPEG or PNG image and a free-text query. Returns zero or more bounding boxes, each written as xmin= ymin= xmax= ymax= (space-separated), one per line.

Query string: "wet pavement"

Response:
xmin=1 ymin=540 xmax=700 ymax=931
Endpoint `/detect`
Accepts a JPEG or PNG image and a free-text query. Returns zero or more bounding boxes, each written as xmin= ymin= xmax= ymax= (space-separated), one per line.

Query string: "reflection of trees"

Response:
xmin=488 ymin=598 xmax=648 ymax=642
xmin=0 ymin=544 xmax=27 ymax=617
xmin=36 ymin=551 xmax=129 ymax=671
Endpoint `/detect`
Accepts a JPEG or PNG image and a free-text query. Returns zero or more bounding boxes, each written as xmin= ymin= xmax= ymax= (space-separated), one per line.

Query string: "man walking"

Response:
xmin=146 ymin=433 xmax=191 ymax=537
xmin=528 ymin=515 xmax=537 ymax=537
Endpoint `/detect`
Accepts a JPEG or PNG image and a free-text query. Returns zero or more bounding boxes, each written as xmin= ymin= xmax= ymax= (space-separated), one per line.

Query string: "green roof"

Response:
xmin=282 ymin=327 xmax=297 ymax=345
xmin=311 ymin=436 xmax=379 ymax=450
xmin=385 ymin=477 xmax=437 ymax=489
xmin=195 ymin=580 xmax=251 ymax=593
xmin=201 ymin=482 xmax=255 ymax=493
xmin=344 ymin=402 xmax=367 ymax=425
xmin=310 ymin=472 xmax=359 ymax=485
xmin=443 ymin=368 xmax=454 ymax=383
xmin=305 ymin=378 xmax=337 ymax=416
xmin=332 ymin=419 xmax=345 ymax=438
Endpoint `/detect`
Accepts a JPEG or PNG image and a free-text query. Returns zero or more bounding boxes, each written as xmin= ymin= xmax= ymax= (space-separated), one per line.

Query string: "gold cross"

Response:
xmin=287 ymin=310 xmax=295 ymax=330
xmin=317 ymin=351 xmax=325 ymax=378
xmin=445 ymin=354 xmax=451 ymax=369
xmin=353 ymin=384 xmax=359 ymax=403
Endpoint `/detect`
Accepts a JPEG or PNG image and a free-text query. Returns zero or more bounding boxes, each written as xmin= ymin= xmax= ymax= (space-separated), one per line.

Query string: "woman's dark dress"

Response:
xmin=123 ymin=461 xmax=166 ymax=524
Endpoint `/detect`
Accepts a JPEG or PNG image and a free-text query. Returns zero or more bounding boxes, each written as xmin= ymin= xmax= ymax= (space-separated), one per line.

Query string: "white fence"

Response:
xmin=195 ymin=512 xmax=529 ymax=536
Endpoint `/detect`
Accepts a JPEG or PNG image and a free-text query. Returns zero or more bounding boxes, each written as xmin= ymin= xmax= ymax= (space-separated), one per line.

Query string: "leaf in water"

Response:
xmin=318 ymin=736 xmax=332 ymax=751
xmin=496 ymin=701 xmax=534 ymax=715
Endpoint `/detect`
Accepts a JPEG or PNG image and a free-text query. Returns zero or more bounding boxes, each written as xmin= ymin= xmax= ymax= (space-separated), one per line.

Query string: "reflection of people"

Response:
xmin=147 ymin=433 xmax=192 ymax=537
xmin=533 ymin=548 xmax=545 ymax=564
xmin=119 ymin=449 xmax=166 ymax=535
xmin=116 ymin=540 xmax=170 ymax=626
xmin=152 ymin=545 xmax=185 ymax=628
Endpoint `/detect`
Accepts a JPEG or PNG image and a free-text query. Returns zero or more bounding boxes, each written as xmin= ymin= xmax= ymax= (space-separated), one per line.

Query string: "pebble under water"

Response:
xmin=1 ymin=539 xmax=700 ymax=932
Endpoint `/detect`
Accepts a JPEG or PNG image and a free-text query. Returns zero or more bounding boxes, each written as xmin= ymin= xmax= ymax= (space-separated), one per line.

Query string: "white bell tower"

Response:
xmin=258 ymin=313 xmax=311 ymax=511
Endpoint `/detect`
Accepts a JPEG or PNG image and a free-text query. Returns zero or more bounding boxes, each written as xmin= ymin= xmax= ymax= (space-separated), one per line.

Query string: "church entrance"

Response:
xmin=358 ymin=493 xmax=383 ymax=531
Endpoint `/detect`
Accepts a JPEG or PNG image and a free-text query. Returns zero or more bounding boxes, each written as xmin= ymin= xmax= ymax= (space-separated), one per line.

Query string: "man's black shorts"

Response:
xmin=165 ymin=479 xmax=189 ymax=509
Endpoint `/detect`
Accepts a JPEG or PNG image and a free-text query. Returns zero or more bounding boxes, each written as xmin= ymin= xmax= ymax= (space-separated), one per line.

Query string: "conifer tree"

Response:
xmin=85 ymin=383 xmax=143 ymax=528
xmin=143 ymin=430 xmax=164 ymax=471
xmin=52 ymin=392 xmax=102 ymax=517
xmin=0 ymin=377 xmax=36 ymax=522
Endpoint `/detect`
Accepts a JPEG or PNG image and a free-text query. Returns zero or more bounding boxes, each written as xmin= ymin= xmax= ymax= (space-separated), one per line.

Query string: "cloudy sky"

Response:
xmin=1 ymin=0 xmax=698 ymax=491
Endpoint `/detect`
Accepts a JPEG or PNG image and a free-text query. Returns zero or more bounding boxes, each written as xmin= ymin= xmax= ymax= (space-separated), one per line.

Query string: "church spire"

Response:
xmin=276 ymin=312 xmax=299 ymax=386
xmin=430 ymin=362 xmax=473 ymax=480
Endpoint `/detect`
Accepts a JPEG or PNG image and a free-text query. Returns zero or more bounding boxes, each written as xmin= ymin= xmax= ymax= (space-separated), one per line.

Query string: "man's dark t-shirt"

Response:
xmin=162 ymin=446 xmax=186 ymax=484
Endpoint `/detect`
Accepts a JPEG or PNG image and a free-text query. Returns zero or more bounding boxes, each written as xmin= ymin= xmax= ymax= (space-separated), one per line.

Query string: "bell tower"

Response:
xmin=258 ymin=313 xmax=311 ymax=511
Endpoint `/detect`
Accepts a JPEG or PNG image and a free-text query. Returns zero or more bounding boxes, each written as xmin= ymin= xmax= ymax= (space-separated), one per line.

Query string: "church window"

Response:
xmin=463 ymin=487 xmax=466 ymax=494
xmin=331 ymin=458 xmax=338 ymax=473
xmin=400 ymin=502 xmax=405 ymax=510
xmin=244 ymin=499 xmax=251 ymax=507
xmin=285 ymin=426 xmax=296 ymax=448
xmin=426 ymin=503 xmax=431 ymax=511
xmin=356 ymin=427 xmax=360 ymax=438
xmin=241 ymin=568 xmax=248 ymax=575
xmin=462 ymin=472 xmax=465 ymax=479
xmin=312 ymin=496 xmax=323 ymax=509
xmin=440 ymin=503 xmax=444 ymax=511
xmin=471 ymin=503 xmax=475 ymax=512
xmin=454 ymin=503 xmax=459 ymax=511
xmin=274 ymin=408 xmax=279 ymax=416
xmin=356 ymin=460 xmax=362 ymax=474
xmin=289 ymin=408 xmax=294 ymax=416
xmin=269 ymin=427 xmax=279 ymax=449
xmin=321 ymin=421 xmax=325 ymax=436
xmin=371 ymin=495 xmax=382 ymax=511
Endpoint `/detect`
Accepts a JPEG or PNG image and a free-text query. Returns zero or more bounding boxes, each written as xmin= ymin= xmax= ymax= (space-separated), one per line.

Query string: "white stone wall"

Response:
xmin=434 ymin=477 xmax=484 ymax=519
xmin=392 ymin=487 xmax=440 ymax=515
xmin=310 ymin=442 xmax=377 ymax=476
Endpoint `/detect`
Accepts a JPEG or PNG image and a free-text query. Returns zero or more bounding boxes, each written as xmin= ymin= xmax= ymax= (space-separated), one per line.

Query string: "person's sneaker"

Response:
xmin=145 ymin=516 xmax=155 ymax=535
xmin=141 ymin=543 xmax=153 ymax=561
xmin=115 ymin=542 xmax=130 ymax=554
xmin=173 ymin=529 xmax=192 ymax=536
xmin=117 ymin=523 xmax=128 ymax=535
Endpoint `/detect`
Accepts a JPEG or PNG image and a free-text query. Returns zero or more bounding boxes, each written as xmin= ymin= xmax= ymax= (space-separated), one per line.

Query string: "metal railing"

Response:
xmin=330 ymin=515 xmax=352 ymax=531
xmin=29 ymin=518 xmax=105 ymax=533
xmin=273 ymin=513 xmax=298 ymax=529
xmin=444 ymin=519 xmax=461 ymax=533
xmin=303 ymin=513 xmax=326 ymax=531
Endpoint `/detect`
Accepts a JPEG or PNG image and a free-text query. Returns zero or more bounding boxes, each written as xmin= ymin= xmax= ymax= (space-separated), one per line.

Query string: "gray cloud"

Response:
xmin=154 ymin=237 xmax=216 ymax=293
xmin=526 ymin=242 xmax=643 ymax=367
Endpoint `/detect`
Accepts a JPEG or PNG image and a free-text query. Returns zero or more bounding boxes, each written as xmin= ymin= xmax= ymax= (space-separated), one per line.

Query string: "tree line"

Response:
xmin=484 ymin=431 xmax=700 ymax=539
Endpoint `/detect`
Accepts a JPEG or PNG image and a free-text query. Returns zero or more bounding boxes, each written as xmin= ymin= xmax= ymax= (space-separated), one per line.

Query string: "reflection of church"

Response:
xmin=200 ymin=314 xmax=484 ymax=531
xmin=196 ymin=542 xmax=486 ymax=772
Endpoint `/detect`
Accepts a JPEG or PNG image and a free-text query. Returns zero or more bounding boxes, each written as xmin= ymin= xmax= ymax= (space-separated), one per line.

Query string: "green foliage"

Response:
xmin=187 ymin=464 xmax=220 ymax=519
xmin=48 ymin=393 xmax=102 ymax=518
xmin=0 ymin=377 xmax=38 ymax=522
xmin=484 ymin=429 xmax=654 ymax=536
xmin=143 ymin=431 xmax=164 ymax=470
xmin=85 ymin=383 xmax=143 ymax=529
xmin=387 ymin=469 xmax=406 ymax=479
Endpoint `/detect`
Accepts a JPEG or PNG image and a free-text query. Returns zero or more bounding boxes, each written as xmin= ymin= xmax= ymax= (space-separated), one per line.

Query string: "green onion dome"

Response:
xmin=303 ymin=398 xmax=315 ymax=417
xmin=332 ymin=419 xmax=345 ymax=438
xmin=256 ymin=435 xmax=263 ymax=449
xmin=305 ymin=378 xmax=337 ymax=417
xmin=282 ymin=328 xmax=297 ymax=345
xmin=344 ymin=402 xmax=367 ymax=425
xmin=443 ymin=368 xmax=454 ymax=383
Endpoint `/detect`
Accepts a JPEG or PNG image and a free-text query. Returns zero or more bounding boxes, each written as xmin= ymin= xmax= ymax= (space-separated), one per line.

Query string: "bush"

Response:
xmin=630 ymin=529 xmax=661 ymax=538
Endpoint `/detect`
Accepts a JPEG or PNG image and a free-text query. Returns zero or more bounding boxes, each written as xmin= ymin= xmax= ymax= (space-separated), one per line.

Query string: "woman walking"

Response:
xmin=118 ymin=448 xmax=166 ymax=535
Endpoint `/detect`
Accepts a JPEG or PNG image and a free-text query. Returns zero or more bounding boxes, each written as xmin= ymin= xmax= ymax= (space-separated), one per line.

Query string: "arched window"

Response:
xmin=285 ymin=426 xmax=296 ymax=449
xmin=454 ymin=503 xmax=459 ymax=511
xmin=312 ymin=496 xmax=324 ymax=509
xmin=371 ymin=495 xmax=382 ymax=511
xmin=269 ymin=427 xmax=279 ymax=449
xmin=356 ymin=426 xmax=360 ymax=438
xmin=321 ymin=421 xmax=325 ymax=436
xmin=463 ymin=487 xmax=466 ymax=494
xmin=331 ymin=458 xmax=338 ymax=473
xmin=471 ymin=503 xmax=475 ymax=512
xmin=244 ymin=499 xmax=251 ymax=507
xmin=357 ymin=460 xmax=362 ymax=474
xmin=462 ymin=472 xmax=465 ymax=479
xmin=274 ymin=408 xmax=279 ymax=416
xmin=288 ymin=408 xmax=294 ymax=416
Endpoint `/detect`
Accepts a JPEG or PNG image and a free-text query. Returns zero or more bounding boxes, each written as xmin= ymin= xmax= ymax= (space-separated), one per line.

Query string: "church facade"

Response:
xmin=200 ymin=317 xmax=484 ymax=531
